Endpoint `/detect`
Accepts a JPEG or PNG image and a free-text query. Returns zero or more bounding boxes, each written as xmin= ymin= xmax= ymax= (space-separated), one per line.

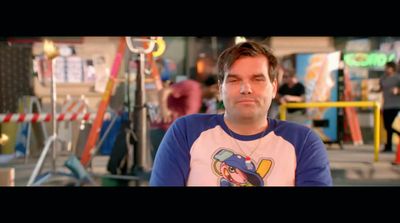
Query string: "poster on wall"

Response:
xmin=295 ymin=52 xmax=340 ymax=142
xmin=93 ymin=55 xmax=110 ymax=93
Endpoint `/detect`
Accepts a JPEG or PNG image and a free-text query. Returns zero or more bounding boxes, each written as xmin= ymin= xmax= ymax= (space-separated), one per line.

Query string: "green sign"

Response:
xmin=344 ymin=52 xmax=396 ymax=68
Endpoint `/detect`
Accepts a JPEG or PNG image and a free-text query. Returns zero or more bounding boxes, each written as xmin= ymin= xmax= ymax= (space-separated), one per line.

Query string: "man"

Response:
xmin=200 ymin=75 xmax=224 ymax=114
xmin=276 ymin=69 xmax=306 ymax=123
xmin=156 ymin=79 xmax=203 ymax=129
xmin=150 ymin=76 xmax=203 ymax=154
xmin=152 ymin=57 xmax=203 ymax=131
xmin=267 ymin=65 xmax=284 ymax=119
xmin=373 ymin=61 xmax=400 ymax=152
xmin=150 ymin=41 xmax=332 ymax=186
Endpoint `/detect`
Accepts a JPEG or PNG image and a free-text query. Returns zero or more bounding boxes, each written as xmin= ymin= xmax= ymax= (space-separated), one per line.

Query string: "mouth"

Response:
xmin=223 ymin=169 xmax=234 ymax=182
xmin=236 ymin=99 xmax=256 ymax=104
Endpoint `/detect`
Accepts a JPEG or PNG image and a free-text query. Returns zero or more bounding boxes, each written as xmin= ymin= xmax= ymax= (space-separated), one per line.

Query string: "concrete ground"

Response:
xmin=327 ymin=144 xmax=400 ymax=186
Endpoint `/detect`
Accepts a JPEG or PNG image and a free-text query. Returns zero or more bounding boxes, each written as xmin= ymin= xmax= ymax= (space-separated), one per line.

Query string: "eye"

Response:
xmin=226 ymin=78 xmax=238 ymax=83
xmin=228 ymin=167 xmax=236 ymax=173
xmin=254 ymin=76 xmax=266 ymax=81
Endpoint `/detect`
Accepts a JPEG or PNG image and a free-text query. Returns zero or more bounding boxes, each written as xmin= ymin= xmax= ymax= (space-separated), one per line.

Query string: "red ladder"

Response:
xmin=343 ymin=67 xmax=363 ymax=145
xmin=80 ymin=37 xmax=126 ymax=167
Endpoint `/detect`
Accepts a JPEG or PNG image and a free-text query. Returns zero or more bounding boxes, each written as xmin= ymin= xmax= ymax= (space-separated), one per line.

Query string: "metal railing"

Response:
xmin=279 ymin=101 xmax=381 ymax=162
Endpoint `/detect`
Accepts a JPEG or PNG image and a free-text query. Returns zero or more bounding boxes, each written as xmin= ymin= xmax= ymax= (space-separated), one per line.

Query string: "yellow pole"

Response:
xmin=283 ymin=101 xmax=376 ymax=109
xmin=278 ymin=101 xmax=380 ymax=162
xmin=373 ymin=102 xmax=380 ymax=162
xmin=279 ymin=104 xmax=287 ymax=121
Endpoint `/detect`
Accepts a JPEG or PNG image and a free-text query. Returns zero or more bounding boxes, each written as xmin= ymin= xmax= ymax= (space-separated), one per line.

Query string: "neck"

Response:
xmin=387 ymin=72 xmax=395 ymax=77
xmin=224 ymin=114 xmax=268 ymax=135
xmin=288 ymin=79 xmax=297 ymax=88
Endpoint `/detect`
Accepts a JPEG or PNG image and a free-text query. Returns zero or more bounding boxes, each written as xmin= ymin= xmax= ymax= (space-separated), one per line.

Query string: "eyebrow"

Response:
xmin=252 ymin=74 xmax=266 ymax=78
xmin=226 ymin=73 xmax=266 ymax=78
xmin=226 ymin=74 xmax=240 ymax=79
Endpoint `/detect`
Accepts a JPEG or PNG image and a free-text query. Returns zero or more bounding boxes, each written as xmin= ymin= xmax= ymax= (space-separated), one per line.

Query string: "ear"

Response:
xmin=272 ymin=78 xmax=278 ymax=99
xmin=212 ymin=160 xmax=222 ymax=176
xmin=218 ymin=80 xmax=223 ymax=97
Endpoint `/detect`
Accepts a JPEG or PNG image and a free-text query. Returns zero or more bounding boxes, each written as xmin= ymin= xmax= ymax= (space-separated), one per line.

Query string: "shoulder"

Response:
xmin=174 ymin=113 xmax=220 ymax=127
xmin=295 ymin=82 xmax=305 ymax=89
xmin=171 ymin=80 xmax=202 ymax=95
xmin=278 ymin=84 xmax=288 ymax=91
xmin=272 ymin=119 xmax=311 ymax=135
xmin=173 ymin=79 xmax=201 ymax=88
xmin=171 ymin=114 xmax=222 ymax=138
xmin=270 ymin=119 xmax=319 ymax=148
xmin=162 ymin=114 xmax=223 ymax=154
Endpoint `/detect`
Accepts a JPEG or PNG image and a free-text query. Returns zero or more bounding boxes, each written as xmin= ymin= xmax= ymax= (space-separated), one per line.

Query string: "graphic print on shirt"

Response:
xmin=211 ymin=148 xmax=273 ymax=186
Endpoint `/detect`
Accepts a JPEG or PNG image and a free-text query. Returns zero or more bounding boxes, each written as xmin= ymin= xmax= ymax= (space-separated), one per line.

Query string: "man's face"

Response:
xmin=202 ymin=84 xmax=218 ymax=99
xmin=281 ymin=74 xmax=290 ymax=84
xmin=385 ymin=66 xmax=395 ymax=75
xmin=220 ymin=55 xmax=277 ymax=121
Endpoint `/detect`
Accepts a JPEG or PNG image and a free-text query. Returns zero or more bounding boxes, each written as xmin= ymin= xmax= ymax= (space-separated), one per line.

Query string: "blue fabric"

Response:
xmin=150 ymin=114 xmax=332 ymax=186
xmin=99 ymin=112 xmax=128 ymax=155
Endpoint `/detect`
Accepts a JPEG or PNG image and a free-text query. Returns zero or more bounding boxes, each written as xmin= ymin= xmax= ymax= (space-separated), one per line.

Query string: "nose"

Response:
xmin=240 ymin=82 xmax=252 ymax=95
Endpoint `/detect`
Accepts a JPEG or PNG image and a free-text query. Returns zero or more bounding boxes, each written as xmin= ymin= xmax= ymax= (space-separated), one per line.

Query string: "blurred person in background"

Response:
xmin=268 ymin=65 xmax=284 ymax=119
xmin=372 ymin=61 xmax=400 ymax=152
xmin=276 ymin=69 xmax=306 ymax=124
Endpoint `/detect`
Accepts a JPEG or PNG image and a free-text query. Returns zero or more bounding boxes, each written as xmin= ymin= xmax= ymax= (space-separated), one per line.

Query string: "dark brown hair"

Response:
xmin=217 ymin=41 xmax=278 ymax=83
xmin=386 ymin=61 xmax=397 ymax=71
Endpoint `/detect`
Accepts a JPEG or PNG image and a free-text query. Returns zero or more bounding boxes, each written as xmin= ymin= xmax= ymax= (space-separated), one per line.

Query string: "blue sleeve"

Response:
xmin=149 ymin=118 xmax=190 ymax=186
xmin=295 ymin=129 xmax=332 ymax=186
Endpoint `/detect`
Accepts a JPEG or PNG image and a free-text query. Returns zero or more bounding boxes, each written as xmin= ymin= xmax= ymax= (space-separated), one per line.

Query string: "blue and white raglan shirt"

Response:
xmin=150 ymin=114 xmax=332 ymax=186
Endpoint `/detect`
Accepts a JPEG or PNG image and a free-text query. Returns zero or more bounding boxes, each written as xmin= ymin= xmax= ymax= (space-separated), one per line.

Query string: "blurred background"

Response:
xmin=1 ymin=36 xmax=400 ymax=186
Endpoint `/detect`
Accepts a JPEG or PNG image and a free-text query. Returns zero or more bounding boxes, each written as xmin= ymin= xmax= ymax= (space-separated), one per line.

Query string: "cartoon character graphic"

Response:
xmin=212 ymin=148 xmax=273 ymax=187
